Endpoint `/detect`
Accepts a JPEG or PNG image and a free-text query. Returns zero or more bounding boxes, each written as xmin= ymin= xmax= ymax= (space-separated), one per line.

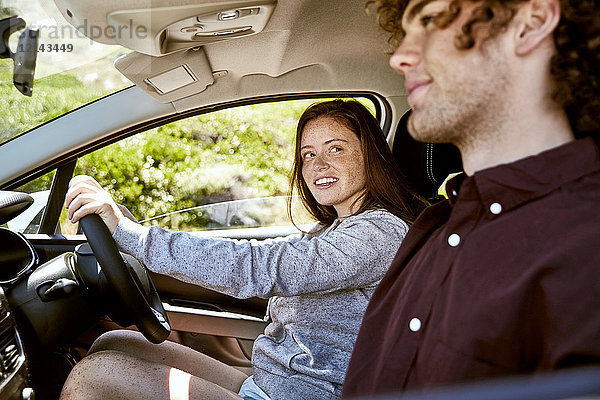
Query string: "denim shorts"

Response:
xmin=238 ymin=376 xmax=271 ymax=400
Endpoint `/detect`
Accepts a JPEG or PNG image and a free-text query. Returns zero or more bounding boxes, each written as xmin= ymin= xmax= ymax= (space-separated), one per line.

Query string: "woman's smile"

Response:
xmin=314 ymin=176 xmax=339 ymax=189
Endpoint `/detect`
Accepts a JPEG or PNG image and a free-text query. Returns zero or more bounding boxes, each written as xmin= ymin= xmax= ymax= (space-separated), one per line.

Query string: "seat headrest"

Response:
xmin=392 ymin=110 xmax=463 ymax=200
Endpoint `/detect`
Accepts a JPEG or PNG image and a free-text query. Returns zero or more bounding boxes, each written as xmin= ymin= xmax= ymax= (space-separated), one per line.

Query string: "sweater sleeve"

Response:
xmin=113 ymin=210 xmax=408 ymax=299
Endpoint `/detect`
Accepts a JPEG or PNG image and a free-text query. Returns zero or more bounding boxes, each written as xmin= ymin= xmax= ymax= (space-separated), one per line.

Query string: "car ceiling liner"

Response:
xmin=53 ymin=0 xmax=276 ymax=56
xmin=53 ymin=0 xmax=277 ymax=101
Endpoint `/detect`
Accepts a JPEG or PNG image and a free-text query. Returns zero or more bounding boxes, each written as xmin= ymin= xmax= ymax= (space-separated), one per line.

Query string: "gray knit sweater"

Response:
xmin=113 ymin=209 xmax=408 ymax=400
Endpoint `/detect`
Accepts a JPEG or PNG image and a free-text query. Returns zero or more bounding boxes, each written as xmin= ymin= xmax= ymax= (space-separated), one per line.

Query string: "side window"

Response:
xmin=69 ymin=97 xmax=377 ymax=234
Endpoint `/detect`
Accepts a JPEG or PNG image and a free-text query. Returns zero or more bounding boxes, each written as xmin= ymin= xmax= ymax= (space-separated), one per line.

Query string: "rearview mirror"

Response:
xmin=0 ymin=16 xmax=39 ymax=96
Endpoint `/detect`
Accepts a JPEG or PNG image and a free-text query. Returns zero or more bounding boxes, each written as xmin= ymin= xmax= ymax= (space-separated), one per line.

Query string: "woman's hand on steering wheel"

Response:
xmin=67 ymin=175 xmax=170 ymax=343
xmin=65 ymin=175 xmax=126 ymax=234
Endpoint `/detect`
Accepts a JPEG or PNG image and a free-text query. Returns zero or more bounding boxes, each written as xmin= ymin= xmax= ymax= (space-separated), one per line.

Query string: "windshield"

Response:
xmin=0 ymin=0 xmax=131 ymax=146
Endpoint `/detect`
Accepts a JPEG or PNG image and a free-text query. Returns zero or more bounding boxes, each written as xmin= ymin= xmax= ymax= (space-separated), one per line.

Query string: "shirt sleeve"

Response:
xmin=112 ymin=211 xmax=408 ymax=299
xmin=538 ymin=237 xmax=600 ymax=369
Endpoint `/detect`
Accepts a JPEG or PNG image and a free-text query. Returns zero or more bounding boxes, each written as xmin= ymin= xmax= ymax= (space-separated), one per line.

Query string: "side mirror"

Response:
xmin=0 ymin=16 xmax=39 ymax=96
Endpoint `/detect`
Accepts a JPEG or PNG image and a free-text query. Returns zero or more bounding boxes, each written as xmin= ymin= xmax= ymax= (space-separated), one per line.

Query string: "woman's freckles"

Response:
xmin=300 ymin=117 xmax=367 ymax=217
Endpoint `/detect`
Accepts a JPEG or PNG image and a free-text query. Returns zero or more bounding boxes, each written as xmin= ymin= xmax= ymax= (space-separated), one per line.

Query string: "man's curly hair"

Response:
xmin=368 ymin=0 xmax=600 ymax=136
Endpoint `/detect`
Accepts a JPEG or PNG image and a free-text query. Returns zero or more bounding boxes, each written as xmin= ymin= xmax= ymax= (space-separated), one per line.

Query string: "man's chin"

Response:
xmin=407 ymin=110 xmax=452 ymax=143
xmin=407 ymin=112 xmax=449 ymax=144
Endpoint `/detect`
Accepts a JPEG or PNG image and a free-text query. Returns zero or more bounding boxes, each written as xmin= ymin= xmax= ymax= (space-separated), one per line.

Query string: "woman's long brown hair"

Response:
xmin=288 ymin=99 xmax=427 ymax=229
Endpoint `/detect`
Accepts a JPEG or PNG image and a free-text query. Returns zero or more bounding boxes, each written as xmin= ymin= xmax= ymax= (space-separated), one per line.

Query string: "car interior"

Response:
xmin=0 ymin=0 xmax=598 ymax=399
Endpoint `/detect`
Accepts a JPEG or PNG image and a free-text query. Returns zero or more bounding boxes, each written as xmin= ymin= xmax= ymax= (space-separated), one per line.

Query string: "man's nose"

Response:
xmin=389 ymin=36 xmax=421 ymax=75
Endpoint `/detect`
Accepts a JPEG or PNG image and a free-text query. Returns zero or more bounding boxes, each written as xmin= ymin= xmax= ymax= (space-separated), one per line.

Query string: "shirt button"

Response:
xmin=447 ymin=233 xmax=461 ymax=247
xmin=409 ymin=318 xmax=422 ymax=332
xmin=490 ymin=202 xmax=503 ymax=215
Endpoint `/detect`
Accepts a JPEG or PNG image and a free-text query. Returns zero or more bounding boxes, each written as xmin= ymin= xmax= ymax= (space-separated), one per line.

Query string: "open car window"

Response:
xmin=63 ymin=97 xmax=377 ymax=234
xmin=5 ymin=96 xmax=379 ymax=234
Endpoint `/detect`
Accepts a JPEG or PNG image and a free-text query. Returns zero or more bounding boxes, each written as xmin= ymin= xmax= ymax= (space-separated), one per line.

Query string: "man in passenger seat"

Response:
xmin=342 ymin=0 xmax=600 ymax=396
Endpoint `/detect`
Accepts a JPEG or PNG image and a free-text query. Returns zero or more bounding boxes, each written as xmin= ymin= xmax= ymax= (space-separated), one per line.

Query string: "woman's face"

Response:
xmin=300 ymin=117 xmax=367 ymax=217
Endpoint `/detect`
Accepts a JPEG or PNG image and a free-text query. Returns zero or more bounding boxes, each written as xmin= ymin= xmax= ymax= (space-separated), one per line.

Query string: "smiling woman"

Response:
xmin=291 ymin=100 xmax=426 ymax=228
xmin=60 ymin=99 xmax=427 ymax=400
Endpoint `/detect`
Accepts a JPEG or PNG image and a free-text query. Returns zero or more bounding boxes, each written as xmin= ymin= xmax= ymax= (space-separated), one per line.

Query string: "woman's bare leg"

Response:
xmin=87 ymin=330 xmax=248 ymax=392
xmin=60 ymin=350 xmax=244 ymax=400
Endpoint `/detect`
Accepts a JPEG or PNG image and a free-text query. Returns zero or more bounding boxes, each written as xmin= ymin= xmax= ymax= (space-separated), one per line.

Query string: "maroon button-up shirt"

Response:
xmin=342 ymin=137 xmax=600 ymax=397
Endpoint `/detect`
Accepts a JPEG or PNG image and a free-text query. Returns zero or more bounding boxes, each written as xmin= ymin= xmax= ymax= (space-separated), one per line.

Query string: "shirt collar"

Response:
xmin=445 ymin=137 xmax=600 ymax=212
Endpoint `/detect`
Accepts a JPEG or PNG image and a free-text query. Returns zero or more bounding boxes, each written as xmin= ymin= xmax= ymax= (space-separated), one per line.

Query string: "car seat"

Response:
xmin=392 ymin=110 xmax=462 ymax=202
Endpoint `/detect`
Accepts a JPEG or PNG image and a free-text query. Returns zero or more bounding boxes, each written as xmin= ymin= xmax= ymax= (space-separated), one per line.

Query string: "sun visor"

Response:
xmin=115 ymin=48 xmax=214 ymax=103
xmin=53 ymin=0 xmax=276 ymax=56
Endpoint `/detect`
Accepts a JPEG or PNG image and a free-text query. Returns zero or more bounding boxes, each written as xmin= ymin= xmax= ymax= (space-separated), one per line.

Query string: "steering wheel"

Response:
xmin=79 ymin=214 xmax=170 ymax=344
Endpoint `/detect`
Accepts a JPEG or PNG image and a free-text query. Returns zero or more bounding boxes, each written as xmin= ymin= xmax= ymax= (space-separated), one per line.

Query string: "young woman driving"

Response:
xmin=61 ymin=100 xmax=426 ymax=400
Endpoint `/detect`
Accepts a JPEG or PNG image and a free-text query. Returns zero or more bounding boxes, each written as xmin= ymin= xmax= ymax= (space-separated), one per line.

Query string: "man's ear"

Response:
xmin=514 ymin=0 xmax=561 ymax=56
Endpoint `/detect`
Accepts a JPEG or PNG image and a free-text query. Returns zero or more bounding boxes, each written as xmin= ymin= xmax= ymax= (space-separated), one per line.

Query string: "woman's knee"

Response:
xmin=89 ymin=329 xmax=148 ymax=354
xmin=61 ymin=350 xmax=241 ymax=400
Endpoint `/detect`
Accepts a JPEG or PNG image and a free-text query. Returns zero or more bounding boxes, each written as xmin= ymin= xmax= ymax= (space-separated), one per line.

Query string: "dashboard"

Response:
xmin=0 ymin=221 xmax=40 ymax=399
xmin=0 ymin=190 xmax=167 ymax=399
xmin=0 ymin=286 xmax=30 ymax=400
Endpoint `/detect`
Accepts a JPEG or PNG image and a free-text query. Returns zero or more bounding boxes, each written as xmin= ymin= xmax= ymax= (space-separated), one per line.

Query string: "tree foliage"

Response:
xmin=74 ymin=100 xmax=315 ymax=227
